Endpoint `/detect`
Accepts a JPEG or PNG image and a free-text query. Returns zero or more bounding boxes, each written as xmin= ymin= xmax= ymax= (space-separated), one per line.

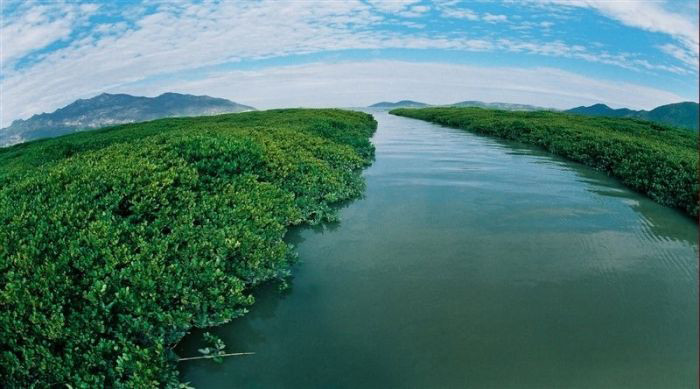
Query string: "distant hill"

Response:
xmin=370 ymin=100 xmax=550 ymax=111
xmin=567 ymin=103 xmax=634 ymax=117
xmin=566 ymin=102 xmax=698 ymax=131
xmin=369 ymin=100 xmax=430 ymax=108
xmin=450 ymin=101 xmax=548 ymax=111
xmin=0 ymin=92 xmax=255 ymax=146
xmin=645 ymin=102 xmax=699 ymax=131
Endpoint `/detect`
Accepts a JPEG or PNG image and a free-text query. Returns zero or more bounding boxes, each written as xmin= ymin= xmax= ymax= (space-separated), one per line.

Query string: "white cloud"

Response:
xmin=399 ymin=5 xmax=431 ymax=18
xmin=0 ymin=2 xmax=99 ymax=65
xmin=436 ymin=1 xmax=486 ymax=21
xmin=658 ymin=43 xmax=698 ymax=68
xmin=366 ymin=0 xmax=421 ymax=14
xmin=483 ymin=13 xmax=508 ymax=23
xmin=496 ymin=39 xmax=690 ymax=75
xmin=440 ymin=7 xmax=479 ymax=20
xmin=533 ymin=0 xmax=699 ymax=68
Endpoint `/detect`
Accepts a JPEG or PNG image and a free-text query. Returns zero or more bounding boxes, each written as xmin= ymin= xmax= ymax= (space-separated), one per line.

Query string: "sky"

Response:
xmin=1 ymin=0 xmax=698 ymax=128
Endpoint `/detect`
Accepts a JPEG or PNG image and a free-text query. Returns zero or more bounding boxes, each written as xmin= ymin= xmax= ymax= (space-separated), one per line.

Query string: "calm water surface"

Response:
xmin=178 ymin=111 xmax=698 ymax=388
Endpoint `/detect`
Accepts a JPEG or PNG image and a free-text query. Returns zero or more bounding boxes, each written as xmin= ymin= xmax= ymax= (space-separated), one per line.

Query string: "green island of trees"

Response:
xmin=0 ymin=109 xmax=376 ymax=387
xmin=391 ymin=107 xmax=698 ymax=218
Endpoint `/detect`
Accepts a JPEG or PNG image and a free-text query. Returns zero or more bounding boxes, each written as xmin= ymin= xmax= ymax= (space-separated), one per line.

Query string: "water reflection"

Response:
xmin=459 ymin=127 xmax=696 ymax=246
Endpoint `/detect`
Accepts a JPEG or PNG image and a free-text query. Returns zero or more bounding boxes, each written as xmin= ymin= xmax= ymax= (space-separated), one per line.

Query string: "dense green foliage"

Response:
xmin=0 ymin=109 xmax=376 ymax=387
xmin=391 ymin=107 xmax=698 ymax=217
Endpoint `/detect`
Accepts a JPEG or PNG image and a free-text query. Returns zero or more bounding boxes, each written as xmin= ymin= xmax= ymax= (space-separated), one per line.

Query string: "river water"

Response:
xmin=178 ymin=110 xmax=698 ymax=388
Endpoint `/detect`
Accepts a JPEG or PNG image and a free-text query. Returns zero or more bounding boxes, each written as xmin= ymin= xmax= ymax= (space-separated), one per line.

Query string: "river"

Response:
xmin=177 ymin=110 xmax=698 ymax=388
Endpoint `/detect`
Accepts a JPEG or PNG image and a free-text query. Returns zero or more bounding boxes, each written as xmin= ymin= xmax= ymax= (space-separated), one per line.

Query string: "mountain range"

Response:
xmin=450 ymin=101 xmax=546 ymax=111
xmin=3 ymin=95 xmax=696 ymax=148
xmin=369 ymin=100 xmax=430 ymax=108
xmin=0 ymin=93 xmax=254 ymax=147
xmin=566 ymin=102 xmax=698 ymax=131
xmin=369 ymin=100 xmax=548 ymax=111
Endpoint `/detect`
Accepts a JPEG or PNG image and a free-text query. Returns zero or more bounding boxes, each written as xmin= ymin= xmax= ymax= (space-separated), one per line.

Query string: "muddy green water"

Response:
xmin=178 ymin=111 xmax=698 ymax=388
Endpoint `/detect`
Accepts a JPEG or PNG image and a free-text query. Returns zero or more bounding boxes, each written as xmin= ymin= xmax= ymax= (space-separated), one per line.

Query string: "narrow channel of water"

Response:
xmin=178 ymin=110 xmax=698 ymax=388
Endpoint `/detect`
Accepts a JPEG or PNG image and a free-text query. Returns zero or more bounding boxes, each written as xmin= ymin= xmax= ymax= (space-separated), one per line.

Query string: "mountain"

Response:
xmin=369 ymin=100 xmax=430 ymax=108
xmin=567 ymin=103 xmax=636 ymax=117
xmin=645 ymin=102 xmax=699 ymax=131
xmin=370 ymin=100 xmax=549 ymax=111
xmin=0 ymin=92 xmax=255 ymax=146
xmin=450 ymin=101 xmax=548 ymax=111
xmin=566 ymin=102 xmax=698 ymax=131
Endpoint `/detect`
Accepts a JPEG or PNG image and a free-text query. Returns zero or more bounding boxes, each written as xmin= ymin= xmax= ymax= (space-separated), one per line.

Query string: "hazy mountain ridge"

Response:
xmin=566 ymin=102 xmax=698 ymax=131
xmin=1 ymin=92 xmax=255 ymax=146
xmin=369 ymin=100 xmax=430 ymax=108
xmin=369 ymin=100 xmax=549 ymax=111
xmin=449 ymin=101 xmax=548 ymax=111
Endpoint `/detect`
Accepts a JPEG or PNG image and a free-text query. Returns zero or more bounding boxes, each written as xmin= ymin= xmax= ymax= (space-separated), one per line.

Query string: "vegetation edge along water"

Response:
xmin=0 ymin=109 xmax=377 ymax=387
xmin=390 ymin=107 xmax=698 ymax=218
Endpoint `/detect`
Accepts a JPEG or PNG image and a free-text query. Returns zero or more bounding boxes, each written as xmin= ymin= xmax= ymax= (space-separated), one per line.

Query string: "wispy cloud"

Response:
xmin=366 ymin=0 xmax=421 ymax=14
xmin=437 ymin=1 xmax=510 ymax=22
xmin=532 ymin=0 xmax=699 ymax=69
xmin=483 ymin=13 xmax=508 ymax=23
xmin=658 ymin=43 xmax=699 ymax=68
xmin=1 ymin=2 xmax=99 ymax=65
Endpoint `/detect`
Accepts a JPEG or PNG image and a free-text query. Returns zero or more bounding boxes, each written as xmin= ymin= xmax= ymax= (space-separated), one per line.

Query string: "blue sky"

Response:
xmin=1 ymin=0 xmax=698 ymax=127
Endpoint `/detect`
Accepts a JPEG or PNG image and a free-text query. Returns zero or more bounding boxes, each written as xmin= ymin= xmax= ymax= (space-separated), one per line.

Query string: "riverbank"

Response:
xmin=0 ymin=109 xmax=376 ymax=387
xmin=391 ymin=107 xmax=698 ymax=218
